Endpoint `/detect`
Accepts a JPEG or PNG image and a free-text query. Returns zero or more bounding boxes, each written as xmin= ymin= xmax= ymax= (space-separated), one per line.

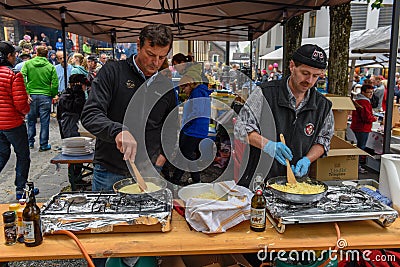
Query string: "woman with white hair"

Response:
xmin=70 ymin=53 xmax=88 ymax=76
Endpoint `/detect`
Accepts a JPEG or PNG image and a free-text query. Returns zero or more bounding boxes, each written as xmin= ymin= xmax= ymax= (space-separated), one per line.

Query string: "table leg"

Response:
xmin=68 ymin=163 xmax=82 ymax=191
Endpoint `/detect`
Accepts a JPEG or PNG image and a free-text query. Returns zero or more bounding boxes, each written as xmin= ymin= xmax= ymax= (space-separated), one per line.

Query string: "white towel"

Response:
xmin=185 ymin=181 xmax=253 ymax=233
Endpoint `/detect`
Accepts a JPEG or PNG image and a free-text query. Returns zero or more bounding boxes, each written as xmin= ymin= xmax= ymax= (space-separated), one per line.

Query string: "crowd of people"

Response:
xmin=0 ymin=33 xmax=111 ymax=202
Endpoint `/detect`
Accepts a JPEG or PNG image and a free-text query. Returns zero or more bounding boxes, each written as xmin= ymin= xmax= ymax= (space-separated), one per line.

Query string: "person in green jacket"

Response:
xmin=21 ymin=46 xmax=58 ymax=151
xmin=82 ymin=40 xmax=91 ymax=56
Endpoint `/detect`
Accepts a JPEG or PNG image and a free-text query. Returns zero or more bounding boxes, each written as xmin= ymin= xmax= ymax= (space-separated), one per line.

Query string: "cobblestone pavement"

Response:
xmin=0 ymin=117 xmax=70 ymax=204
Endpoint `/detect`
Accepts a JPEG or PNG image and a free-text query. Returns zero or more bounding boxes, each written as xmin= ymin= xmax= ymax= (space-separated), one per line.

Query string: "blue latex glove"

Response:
xmin=263 ymin=141 xmax=293 ymax=166
xmin=291 ymin=156 xmax=311 ymax=177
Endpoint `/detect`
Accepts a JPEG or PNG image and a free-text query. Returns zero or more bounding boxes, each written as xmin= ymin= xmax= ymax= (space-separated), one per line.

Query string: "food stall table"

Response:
xmin=0 ymin=204 xmax=399 ymax=262
xmin=50 ymin=153 xmax=94 ymax=190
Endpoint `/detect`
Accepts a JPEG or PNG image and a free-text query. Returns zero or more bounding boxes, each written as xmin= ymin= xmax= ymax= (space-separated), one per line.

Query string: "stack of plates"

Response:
xmin=62 ymin=137 xmax=95 ymax=156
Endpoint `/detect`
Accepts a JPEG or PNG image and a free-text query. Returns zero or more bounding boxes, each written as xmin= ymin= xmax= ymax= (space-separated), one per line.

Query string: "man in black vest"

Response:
xmin=234 ymin=44 xmax=334 ymax=188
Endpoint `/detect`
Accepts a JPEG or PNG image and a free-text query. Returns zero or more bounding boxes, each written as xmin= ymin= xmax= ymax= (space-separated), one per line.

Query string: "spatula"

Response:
xmin=279 ymin=134 xmax=297 ymax=185
xmin=128 ymin=159 xmax=148 ymax=192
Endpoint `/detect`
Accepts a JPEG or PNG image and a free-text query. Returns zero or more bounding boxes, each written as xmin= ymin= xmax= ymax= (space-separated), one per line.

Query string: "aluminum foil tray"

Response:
xmin=41 ymin=189 xmax=173 ymax=234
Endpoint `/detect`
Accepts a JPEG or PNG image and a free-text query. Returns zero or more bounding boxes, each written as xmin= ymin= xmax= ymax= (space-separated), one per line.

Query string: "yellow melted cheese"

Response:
xmin=119 ymin=182 xmax=161 ymax=194
xmin=270 ymin=182 xmax=325 ymax=194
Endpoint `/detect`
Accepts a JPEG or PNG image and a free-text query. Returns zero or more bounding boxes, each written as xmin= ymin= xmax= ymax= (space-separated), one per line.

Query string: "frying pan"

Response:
xmin=266 ymin=176 xmax=328 ymax=204
xmin=113 ymin=177 xmax=167 ymax=199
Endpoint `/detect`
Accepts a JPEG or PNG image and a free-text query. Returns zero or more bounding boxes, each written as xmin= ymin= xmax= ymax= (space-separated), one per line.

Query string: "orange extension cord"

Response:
xmin=52 ymin=230 xmax=95 ymax=267
xmin=259 ymin=222 xmax=344 ymax=267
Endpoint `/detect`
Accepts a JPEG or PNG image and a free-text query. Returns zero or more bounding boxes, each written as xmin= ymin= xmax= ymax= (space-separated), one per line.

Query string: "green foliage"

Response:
xmin=361 ymin=0 xmax=383 ymax=9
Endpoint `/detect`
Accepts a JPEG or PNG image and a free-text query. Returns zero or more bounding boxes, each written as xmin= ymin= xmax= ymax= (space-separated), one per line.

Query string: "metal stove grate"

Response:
xmin=264 ymin=180 xmax=398 ymax=233
xmin=41 ymin=189 xmax=173 ymax=233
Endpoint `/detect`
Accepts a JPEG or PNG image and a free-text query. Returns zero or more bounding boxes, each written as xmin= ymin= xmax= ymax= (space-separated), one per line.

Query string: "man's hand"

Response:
xmin=27 ymin=95 xmax=33 ymax=104
xmin=291 ymin=156 xmax=311 ymax=177
xmin=115 ymin=130 xmax=137 ymax=161
xmin=263 ymin=141 xmax=293 ymax=165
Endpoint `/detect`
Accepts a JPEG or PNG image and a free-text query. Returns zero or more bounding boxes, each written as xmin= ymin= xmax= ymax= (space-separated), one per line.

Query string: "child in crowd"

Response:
xmin=57 ymin=74 xmax=89 ymax=138
xmin=57 ymin=74 xmax=90 ymax=187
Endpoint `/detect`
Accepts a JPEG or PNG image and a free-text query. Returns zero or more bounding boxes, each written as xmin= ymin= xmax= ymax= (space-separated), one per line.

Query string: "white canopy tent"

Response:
xmin=260 ymin=26 xmax=398 ymax=68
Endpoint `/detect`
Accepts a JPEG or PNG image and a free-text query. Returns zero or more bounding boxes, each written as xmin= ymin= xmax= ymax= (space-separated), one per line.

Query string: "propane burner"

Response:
xmin=263 ymin=180 xmax=398 ymax=233
xmin=40 ymin=189 xmax=173 ymax=234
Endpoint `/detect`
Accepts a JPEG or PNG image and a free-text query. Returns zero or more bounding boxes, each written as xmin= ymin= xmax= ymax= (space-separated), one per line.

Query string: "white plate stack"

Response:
xmin=62 ymin=137 xmax=95 ymax=156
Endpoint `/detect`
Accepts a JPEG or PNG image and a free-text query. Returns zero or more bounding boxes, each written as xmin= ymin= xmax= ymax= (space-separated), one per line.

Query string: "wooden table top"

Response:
xmin=1 ymin=204 xmax=399 ymax=261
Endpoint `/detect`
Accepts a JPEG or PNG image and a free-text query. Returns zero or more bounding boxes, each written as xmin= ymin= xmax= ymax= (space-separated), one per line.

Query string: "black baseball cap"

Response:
xmin=69 ymin=74 xmax=91 ymax=86
xmin=19 ymin=53 xmax=32 ymax=59
xmin=292 ymin=44 xmax=327 ymax=69
xmin=87 ymin=55 xmax=98 ymax=62
xmin=0 ymin=41 xmax=21 ymax=55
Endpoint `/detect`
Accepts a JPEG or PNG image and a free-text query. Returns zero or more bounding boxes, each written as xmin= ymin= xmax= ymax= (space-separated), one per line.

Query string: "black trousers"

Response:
xmin=172 ymin=132 xmax=203 ymax=183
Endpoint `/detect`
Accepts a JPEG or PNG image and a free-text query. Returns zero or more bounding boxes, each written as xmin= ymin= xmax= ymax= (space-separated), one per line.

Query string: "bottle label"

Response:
xmin=23 ymin=221 xmax=35 ymax=243
xmin=250 ymin=208 xmax=266 ymax=228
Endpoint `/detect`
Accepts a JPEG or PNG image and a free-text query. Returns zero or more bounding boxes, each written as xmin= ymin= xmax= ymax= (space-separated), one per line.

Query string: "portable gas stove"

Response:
xmin=264 ymin=180 xmax=398 ymax=233
xmin=41 ymin=189 xmax=173 ymax=234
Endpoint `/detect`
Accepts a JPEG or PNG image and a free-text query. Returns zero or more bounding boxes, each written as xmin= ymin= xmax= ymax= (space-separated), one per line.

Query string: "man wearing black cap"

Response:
xmin=86 ymin=55 xmax=98 ymax=88
xmin=235 ymin=44 xmax=334 ymax=187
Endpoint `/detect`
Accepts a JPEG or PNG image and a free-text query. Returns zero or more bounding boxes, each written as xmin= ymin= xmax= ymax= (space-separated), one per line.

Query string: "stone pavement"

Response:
xmin=0 ymin=116 xmax=71 ymax=204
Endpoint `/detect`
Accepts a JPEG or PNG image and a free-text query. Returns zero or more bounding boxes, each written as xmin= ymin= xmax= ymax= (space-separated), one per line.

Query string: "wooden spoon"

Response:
xmin=128 ymin=159 xmax=148 ymax=192
xmin=279 ymin=134 xmax=297 ymax=185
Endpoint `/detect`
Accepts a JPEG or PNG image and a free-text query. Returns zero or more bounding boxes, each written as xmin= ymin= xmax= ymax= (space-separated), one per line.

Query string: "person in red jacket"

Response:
xmin=0 ymin=41 xmax=33 ymax=200
xmin=350 ymin=84 xmax=376 ymax=173
xmin=351 ymin=84 xmax=377 ymax=150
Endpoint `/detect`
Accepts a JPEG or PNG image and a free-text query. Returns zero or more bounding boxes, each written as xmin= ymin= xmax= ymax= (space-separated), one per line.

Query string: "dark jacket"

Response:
xmin=81 ymin=55 xmax=177 ymax=175
xmin=239 ymin=77 xmax=332 ymax=187
xmin=57 ymin=85 xmax=86 ymax=138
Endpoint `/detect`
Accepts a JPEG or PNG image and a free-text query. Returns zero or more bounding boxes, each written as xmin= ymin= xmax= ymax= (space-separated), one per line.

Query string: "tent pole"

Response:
xmin=225 ymin=41 xmax=230 ymax=66
xmin=383 ymin=0 xmax=400 ymax=154
xmin=60 ymin=7 xmax=68 ymax=92
xmin=250 ymin=39 xmax=253 ymax=79
xmin=348 ymin=59 xmax=356 ymax=93
xmin=111 ymin=29 xmax=116 ymax=59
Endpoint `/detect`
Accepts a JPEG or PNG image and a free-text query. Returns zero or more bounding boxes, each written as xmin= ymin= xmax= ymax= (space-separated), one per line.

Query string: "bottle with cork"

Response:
xmin=22 ymin=182 xmax=43 ymax=247
xmin=250 ymin=189 xmax=266 ymax=232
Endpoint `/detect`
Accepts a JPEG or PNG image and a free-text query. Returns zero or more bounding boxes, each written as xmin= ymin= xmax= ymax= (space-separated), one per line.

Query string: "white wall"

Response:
xmin=316 ymin=7 xmax=330 ymax=37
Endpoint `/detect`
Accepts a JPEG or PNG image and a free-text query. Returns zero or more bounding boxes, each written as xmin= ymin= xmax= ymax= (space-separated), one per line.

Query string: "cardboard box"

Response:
xmin=309 ymin=136 xmax=369 ymax=181
xmin=325 ymin=95 xmax=355 ymax=130
xmin=334 ymin=130 xmax=346 ymax=140
xmin=392 ymin=103 xmax=400 ymax=125
xmin=182 ymin=254 xmax=252 ymax=267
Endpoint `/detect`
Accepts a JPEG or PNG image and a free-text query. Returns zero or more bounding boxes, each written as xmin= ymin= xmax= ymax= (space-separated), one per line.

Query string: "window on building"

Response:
xmin=308 ymin=11 xmax=317 ymax=38
xmin=212 ymin=54 xmax=219 ymax=63
xmin=350 ymin=3 xmax=368 ymax=31
xmin=378 ymin=5 xmax=393 ymax=27
xmin=265 ymin=31 xmax=271 ymax=48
